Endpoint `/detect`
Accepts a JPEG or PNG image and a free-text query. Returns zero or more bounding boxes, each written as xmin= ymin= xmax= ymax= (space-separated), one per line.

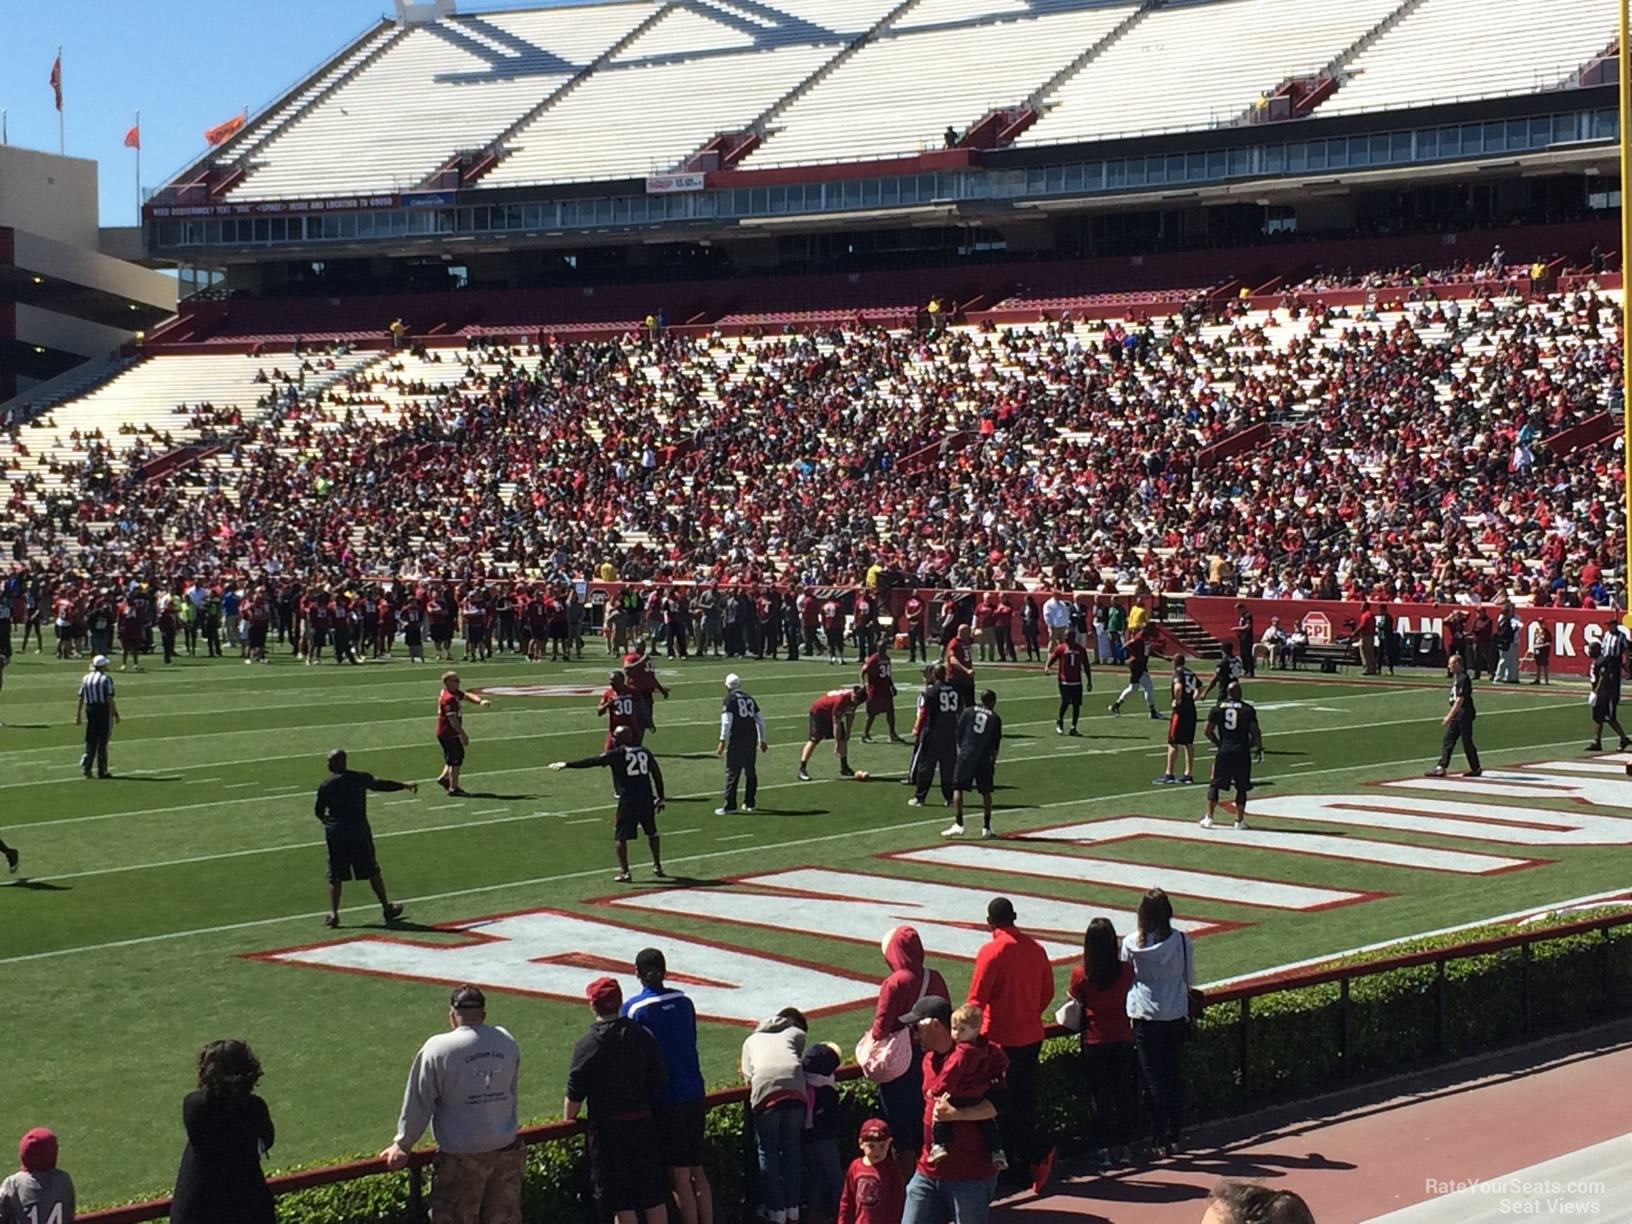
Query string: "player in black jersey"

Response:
xmin=909 ymin=664 xmax=962 ymax=808
xmin=717 ymin=672 xmax=769 ymax=813
xmin=1427 ymin=653 xmax=1481 ymax=778
xmin=1154 ymin=654 xmax=1200 ymax=785
xmin=1200 ymin=682 xmax=1261 ymax=830
xmin=551 ymin=726 xmax=667 ymax=882
xmin=1200 ymin=642 xmax=1244 ymax=702
xmin=944 ymin=690 xmax=1003 ymax=839
xmin=1586 ymin=640 xmax=1631 ymax=752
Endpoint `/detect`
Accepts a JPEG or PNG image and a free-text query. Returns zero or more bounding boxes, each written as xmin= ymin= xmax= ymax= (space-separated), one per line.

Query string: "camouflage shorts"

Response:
xmin=429 ymin=1142 xmax=525 ymax=1224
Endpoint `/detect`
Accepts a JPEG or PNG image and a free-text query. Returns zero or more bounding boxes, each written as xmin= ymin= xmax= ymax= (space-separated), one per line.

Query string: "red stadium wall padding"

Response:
xmin=1187 ymin=595 xmax=1618 ymax=677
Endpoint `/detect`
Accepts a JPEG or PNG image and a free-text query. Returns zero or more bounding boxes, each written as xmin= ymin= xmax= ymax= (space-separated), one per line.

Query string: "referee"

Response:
xmin=716 ymin=672 xmax=768 ymax=815
xmin=315 ymin=749 xmax=417 ymax=928
xmin=75 ymin=654 xmax=120 ymax=779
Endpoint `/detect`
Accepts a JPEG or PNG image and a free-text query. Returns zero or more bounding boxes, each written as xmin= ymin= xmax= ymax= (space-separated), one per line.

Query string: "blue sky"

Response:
xmin=0 ymin=1 xmax=566 ymax=227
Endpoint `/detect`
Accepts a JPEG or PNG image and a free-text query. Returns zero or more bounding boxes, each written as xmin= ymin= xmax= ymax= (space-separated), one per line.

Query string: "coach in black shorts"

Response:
xmin=1200 ymin=681 xmax=1261 ymax=831
xmin=314 ymin=749 xmax=416 ymax=928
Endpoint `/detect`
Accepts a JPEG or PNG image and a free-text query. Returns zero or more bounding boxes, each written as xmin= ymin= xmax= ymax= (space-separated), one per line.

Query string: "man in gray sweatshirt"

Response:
xmin=740 ymin=1009 xmax=808 ymax=1224
xmin=381 ymin=985 xmax=524 ymax=1223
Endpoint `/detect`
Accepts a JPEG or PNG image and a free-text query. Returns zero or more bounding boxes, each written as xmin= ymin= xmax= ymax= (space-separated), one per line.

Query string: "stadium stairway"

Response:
xmin=1019 ymin=0 xmax=1151 ymax=120
xmin=1165 ymin=615 xmax=1226 ymax=660
xmin=1243 ymin=0 xmax=1431 ymax=125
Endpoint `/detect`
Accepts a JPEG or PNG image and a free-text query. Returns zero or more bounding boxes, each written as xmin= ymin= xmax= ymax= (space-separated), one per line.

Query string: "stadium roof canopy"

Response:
xmin=156 ymin=0 xmax=1617 ymax=204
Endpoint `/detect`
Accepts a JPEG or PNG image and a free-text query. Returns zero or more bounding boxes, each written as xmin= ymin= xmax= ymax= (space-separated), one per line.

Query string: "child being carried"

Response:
xmin=926 ymin=1003 xmax=1008 ymax=1171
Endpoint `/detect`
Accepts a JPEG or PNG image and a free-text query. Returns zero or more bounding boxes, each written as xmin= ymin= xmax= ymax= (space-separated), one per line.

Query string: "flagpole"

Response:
xmin=134 ymin=110 xmax=141 ymax=222
xmin=57 ymin=47 xmax=64 ymax=153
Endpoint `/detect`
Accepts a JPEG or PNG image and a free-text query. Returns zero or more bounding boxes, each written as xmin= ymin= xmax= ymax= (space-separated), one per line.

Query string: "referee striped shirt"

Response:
xmin=1602 ymin=627 xmax=1626 ymax=677
xmin=78 ymin=671 xmax=115 ymax=705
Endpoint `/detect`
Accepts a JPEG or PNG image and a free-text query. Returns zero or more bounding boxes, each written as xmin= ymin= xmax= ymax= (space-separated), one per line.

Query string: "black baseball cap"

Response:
xmin=450 ymin=984 xmax=486 ymax=1011
xmin=900 ymin=995 xmax=952 ymax=1027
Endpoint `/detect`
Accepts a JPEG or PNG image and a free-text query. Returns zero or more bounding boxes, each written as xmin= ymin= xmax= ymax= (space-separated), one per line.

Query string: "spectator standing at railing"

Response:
xmin=567 ymin=977 xmax=671 ymax=1224
xmin=624 ymin=949 xmax=714 ymax=1224
xmin=0 ymin=1128 xmax=73 ymax=1224
xmin=1123 ymin=890 xmax=1194 ymax=1159
xmin=383 ymin=986 xmax=525 ymax=1222
xmin=171 ymin=1040 xmax=276 ymax=1224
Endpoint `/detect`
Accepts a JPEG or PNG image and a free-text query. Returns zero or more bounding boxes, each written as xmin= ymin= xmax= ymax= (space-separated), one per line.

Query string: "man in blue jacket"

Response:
xmin=623 ymin=948 xmax=714 ymax=1224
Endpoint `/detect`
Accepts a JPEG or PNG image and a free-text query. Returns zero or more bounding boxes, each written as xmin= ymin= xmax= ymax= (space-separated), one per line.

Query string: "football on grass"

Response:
xmin=853 ymin=770 xmax=870 ymax=781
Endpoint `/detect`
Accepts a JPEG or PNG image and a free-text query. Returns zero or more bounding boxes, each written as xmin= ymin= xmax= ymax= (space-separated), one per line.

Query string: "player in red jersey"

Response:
xmin=860 ymin=642 xmax=905 ymax=743
xmin=800 ymin=685 xmax=865 ymax=780
xmin=117 ymin=596 xmax=145 ymax=672
xmin=945 ymin=625 xmax=976 ymax=710
xmin=305 ymin=593 xmax=332 ymax=666
xmin=598 ymin=671 xmax=643 ymax=750
xmin=435 ymin=670 xmax=491 ymax=796
xmin=1045 ymin=629 xmax=1092 ymax=735
xmin=622 ymin=643 xmax=670 ymax=732
xmin=1108 ymin=626 xmax=1161 ymax=719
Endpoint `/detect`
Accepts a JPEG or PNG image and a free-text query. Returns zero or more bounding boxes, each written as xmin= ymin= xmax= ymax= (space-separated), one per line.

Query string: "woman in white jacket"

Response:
xmin=1122 ymin=888 xmax=1194 ymax=1157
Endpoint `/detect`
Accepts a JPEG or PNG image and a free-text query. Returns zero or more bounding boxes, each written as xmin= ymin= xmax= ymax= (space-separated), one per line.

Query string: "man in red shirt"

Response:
xmin=305 ymin=592 xmax=332 ymax=666
xmin=597 ymin=671 xmax=643 ymax=750
xmin=991 ymin=595 xmax=1015 ymax=663
xmin=623 ymin=644 xmax=669 ymax=732
xmin=435 ymin=670 xmax=491 ymax=796
xmin=1045 ymin=629 xmax=1092 ymax=736
xmin=860 ymin=642 xmax=905 ymax=744
xmin=398 ymin=593 xmax=426 ymax=664
xmin=799 ymin=685 xmax=863 ymax=780
xmin=945 ymin=626 xmax=975 ymax=710
xmin=896 ymin=995 xmax=1001 ymax=1221
xmin=798 ymin=587 xmax=822 ymax=659
xmin=902 ymin=593 xmax=927 ymax=663
xmin=853 ymin=591 xmax=877 ymax=661
xmin=821 ymin=596 xmax=845 ymax=664
xmin=967 ymin=897 xmax=1055 ymax=1195
xmin=117 ymin=597 xmax=145 ymax=672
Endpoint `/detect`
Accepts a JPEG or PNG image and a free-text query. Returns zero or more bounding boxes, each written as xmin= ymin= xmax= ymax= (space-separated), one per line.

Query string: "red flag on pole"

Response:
xmin=124 ymin=123 xmax=140 ymax=150
xmin=204 ymin=112 xmax=245 ymax=146
xmin=49 ymin=55 xmax=62 ymax=112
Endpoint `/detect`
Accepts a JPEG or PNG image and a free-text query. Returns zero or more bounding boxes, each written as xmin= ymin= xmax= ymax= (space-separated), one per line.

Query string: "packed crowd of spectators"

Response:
xmin=0 ymin=283 xmax=1620 ymax=610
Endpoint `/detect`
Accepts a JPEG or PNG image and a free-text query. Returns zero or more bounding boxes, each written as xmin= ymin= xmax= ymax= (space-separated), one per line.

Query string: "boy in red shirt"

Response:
xmin=839 ymin=1118 xmax=905 ymax=1224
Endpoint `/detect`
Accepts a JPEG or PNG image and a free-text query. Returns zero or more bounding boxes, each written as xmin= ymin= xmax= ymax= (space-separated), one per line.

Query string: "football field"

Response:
xmin=1 ymin=645 xmax=1627 ymax=1207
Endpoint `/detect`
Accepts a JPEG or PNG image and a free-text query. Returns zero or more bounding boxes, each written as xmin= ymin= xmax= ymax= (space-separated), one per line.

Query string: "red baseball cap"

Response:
xmin=19 ymin=1128 xmax=57 ymax=1171
xmin=859 ymin=1118 xmax=892 ymax=1140
xmin=586 ymin=976 xmax=622 ymax=1013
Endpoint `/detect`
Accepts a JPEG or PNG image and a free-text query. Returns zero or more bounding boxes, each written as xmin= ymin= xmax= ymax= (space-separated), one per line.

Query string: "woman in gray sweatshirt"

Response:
xmin=1122 ymin=888 xmax=1194 ymax=1157
xmin=740 ymin=1008 xmax=808 ymax=1224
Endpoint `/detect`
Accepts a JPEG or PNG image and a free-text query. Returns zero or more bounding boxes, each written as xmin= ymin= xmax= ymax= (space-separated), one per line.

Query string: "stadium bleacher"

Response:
xmin=1320 ymin=0 xmax=1615 ymax=115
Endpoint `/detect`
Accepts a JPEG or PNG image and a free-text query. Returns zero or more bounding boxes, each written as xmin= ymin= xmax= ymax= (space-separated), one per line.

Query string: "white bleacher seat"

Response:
xmin=748 ymin=0 xmax=1138 ymax=166
xmin=1019 ymin=0 xmax=1399 ymax=145
xmin=227 ymin=3 xmax=659 ymax=200
xmin=484 ymin=6 xmax=842 ymax=185
xmin=4 ymin=351 xmax=378 ymax=508
xmin=1320 ymin=0 xmax=1613 ymax=115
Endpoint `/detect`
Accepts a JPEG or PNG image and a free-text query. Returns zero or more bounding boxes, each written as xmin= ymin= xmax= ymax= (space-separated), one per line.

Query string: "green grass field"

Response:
xmin=1 ymin=643 xmax=1624 ymax=1207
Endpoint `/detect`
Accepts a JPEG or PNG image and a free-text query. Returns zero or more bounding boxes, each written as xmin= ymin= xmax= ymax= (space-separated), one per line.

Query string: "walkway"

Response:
xmin=996 ymin=1023 xmax=1632 ymax=1223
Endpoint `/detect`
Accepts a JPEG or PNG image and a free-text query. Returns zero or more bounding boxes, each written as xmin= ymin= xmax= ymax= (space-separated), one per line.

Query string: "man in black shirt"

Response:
xmin=716 ymin=673 xmax=768 ymax=815
xmin=1234 ymin=603 xmax=1256 ymax=677
xmin=1155 ymin=654 xmax=1200 ymax=785
xmin=565 ymin=975 xmax=670 ymax=1224
xmin=909 ymin=664 xmax=961 ymax=808
xmin=314 ymin=749 xmax=417 ymax=928
xmin=1200 ymin=682 xmax=1261 ymax=831
xmin=1428 ymin=654 xmax=1481 ymax=778
xmin=552 ymin=727 xmax=667 ymax=882
xmin=1200 ymin=642 xmax=1243 ymax=702
xmin=945 ymin=689 xmax=1002 ymax=839
xmin=1586 ymin=640 xmax=1630 ymax=752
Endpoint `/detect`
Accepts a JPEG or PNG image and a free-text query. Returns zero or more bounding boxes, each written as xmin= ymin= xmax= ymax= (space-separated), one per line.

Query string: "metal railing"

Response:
xmin=79 ymin=907 xmax=1632 ymax=1222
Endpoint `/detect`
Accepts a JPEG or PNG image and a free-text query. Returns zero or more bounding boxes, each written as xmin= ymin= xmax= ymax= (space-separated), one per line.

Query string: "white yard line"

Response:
xmin=0 ymin=735 xmax=1594 ymax=966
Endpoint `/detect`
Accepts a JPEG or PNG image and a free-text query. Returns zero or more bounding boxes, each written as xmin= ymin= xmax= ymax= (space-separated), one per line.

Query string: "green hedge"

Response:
xmin=96 ymin=912 xmax=1632 ymax=1223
